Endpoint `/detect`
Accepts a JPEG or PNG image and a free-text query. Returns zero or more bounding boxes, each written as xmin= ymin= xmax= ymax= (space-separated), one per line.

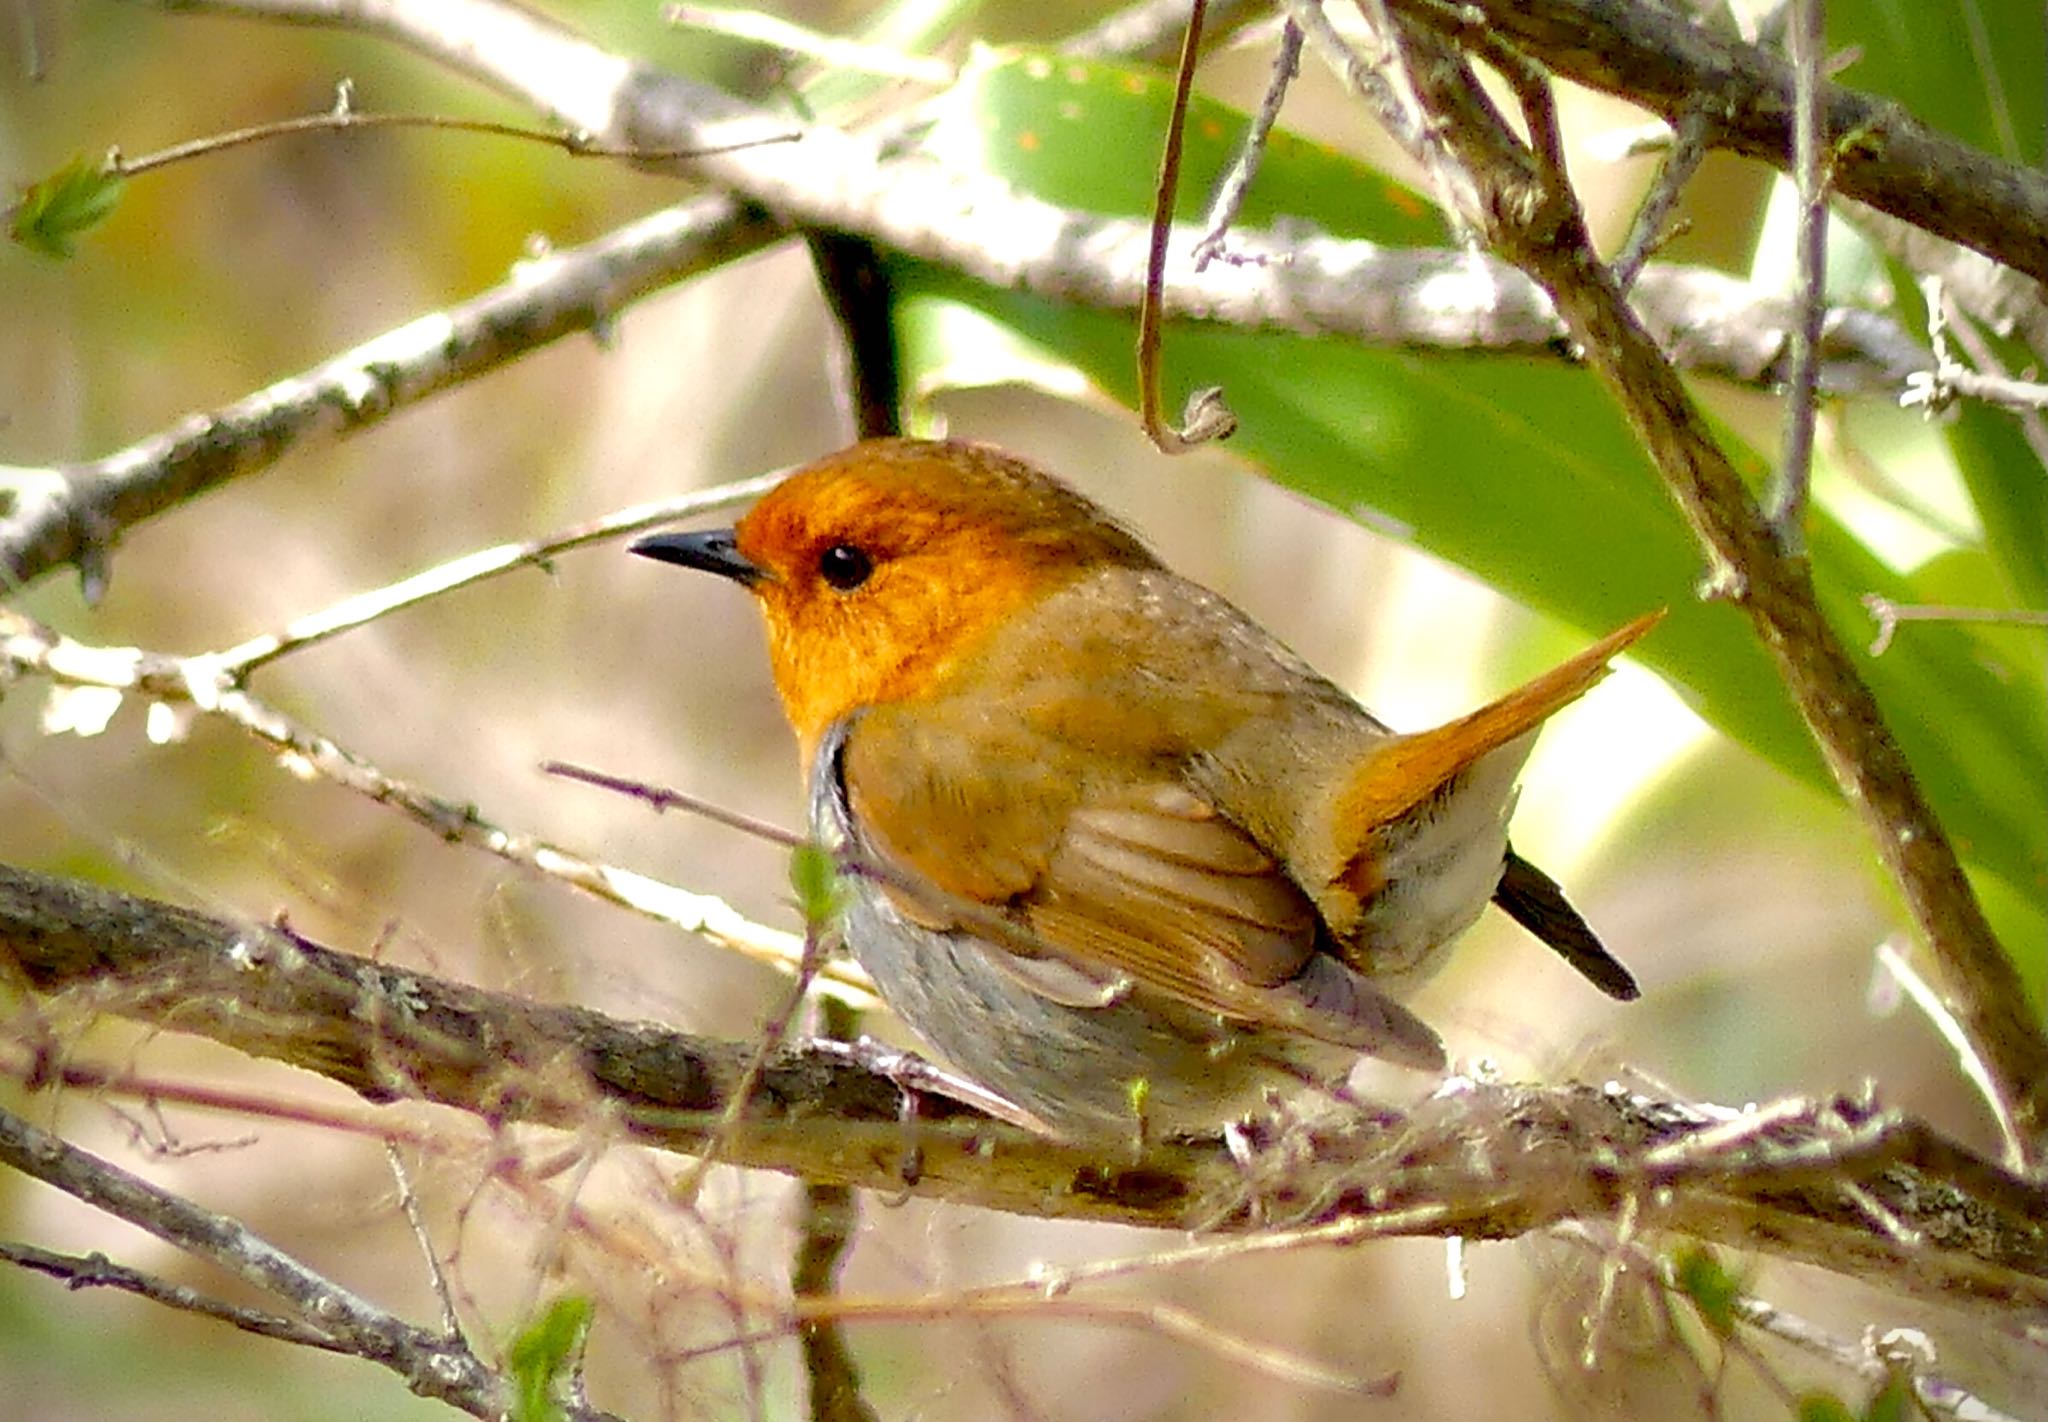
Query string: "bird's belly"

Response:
xmin=809 ymin=729 xmax=1341 ymax=1139
xmin=838 ymin=879 xmax=1337 ymax=1138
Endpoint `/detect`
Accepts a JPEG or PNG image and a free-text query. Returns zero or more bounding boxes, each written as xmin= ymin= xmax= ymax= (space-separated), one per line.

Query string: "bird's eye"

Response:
xmin=817 ymin=543 xmax=874 ymax=591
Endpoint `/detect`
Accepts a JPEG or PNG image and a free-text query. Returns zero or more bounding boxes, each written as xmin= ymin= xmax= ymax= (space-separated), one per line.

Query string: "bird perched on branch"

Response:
xmin=634 ymin=437 xmax=1656 ymax=1141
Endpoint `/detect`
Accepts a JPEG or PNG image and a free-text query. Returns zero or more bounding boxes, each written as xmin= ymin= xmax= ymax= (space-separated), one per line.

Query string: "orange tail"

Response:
xmin=1336 ymin=610 xmax=1665 ymax=832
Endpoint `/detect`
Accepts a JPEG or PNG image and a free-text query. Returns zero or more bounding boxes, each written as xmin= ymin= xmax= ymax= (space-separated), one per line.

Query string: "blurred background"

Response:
xmin=1 ymin=2 xmax=2040 ymax=1418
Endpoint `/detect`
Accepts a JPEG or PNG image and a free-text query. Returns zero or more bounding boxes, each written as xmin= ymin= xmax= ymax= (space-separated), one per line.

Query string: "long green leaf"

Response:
xmin=890 ymin=48 xmax=2048 ymax=914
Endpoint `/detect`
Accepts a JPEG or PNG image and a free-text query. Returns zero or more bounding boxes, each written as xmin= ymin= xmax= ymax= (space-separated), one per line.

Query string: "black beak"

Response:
xmin=629 ymin=528 xmax=764 ymax=586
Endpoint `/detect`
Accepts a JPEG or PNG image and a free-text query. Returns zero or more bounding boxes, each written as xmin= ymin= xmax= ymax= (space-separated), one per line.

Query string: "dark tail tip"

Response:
xmin=1492 ymin=849 xmax=1640 ymax=1001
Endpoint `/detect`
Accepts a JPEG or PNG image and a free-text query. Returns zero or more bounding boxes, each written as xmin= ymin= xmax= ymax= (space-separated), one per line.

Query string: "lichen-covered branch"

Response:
xmin=4 ymin=861 xmax=2045 ymax=1313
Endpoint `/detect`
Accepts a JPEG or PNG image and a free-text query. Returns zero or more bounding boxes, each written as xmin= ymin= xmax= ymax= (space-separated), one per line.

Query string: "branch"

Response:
xmin=8 ymin=0 xmax=1940 ymax=593
xmin=1349 ymin=2 xmax=2048 ymax=1161
xmin=0 ymin=193 xmax=781 ymax=595
xmin=0 ymin=1102 xmax=625 ymax=1422
xmin=0 ymin=230 xmax=1930 ymax=594
xmin=1397 ymin=0 xmax=2048 ymax=285
xmin=4 ymin=860 xmax=2046 ymax=1314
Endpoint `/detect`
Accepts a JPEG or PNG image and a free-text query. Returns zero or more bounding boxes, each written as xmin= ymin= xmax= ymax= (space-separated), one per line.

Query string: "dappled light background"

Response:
xmin=0 ymin=3 xmax=2018 ymax=1419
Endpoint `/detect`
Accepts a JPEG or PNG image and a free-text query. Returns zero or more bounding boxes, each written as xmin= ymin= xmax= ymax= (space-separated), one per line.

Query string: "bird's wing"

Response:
xmin=840 ymin=716 xmax=1441 ymax=1066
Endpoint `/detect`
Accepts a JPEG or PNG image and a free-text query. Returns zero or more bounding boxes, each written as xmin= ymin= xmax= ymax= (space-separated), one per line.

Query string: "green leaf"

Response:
xmin=789 ymin=840 xmax=845 ymax=928
xmin=1828 ymin=0 xmax=2044 ymax=167
xmin=919 ymin=46 xmax=1444 ymax=243
xmin=9 ymin=155 xmax=125 ymax=259
xmin=1864 ymin=1373 xmax=1915 ymax=1422
xmin=891 ymin=45 xmax=2048 ymax=933
xmin=1669 ymin=1244 xmax=1742 ymax=1338
xmin=506 ymin=1294 xmax=593 ymax=1422
xmin=1797 ymin=1393 xmax=1859 ymax=1422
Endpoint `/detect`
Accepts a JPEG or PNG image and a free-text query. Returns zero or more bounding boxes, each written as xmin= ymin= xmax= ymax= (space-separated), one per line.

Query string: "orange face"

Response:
xmin=720 ymin=439 xmax=1157 ymax=755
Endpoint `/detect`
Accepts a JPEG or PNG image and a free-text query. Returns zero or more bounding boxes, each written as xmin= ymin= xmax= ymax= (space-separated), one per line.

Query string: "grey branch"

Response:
xmin=0 ymin=1100 xmax=625 ymax=1421
xmin=6 ymin=0 xmax=1950 ymax=594
xmin=3 ymin=860 xmax=2046 ymax=1315
xmin=0 ymin=194 xmax=777 ymax=594
xmin=0 ymin=227 xmax=1931 ymax=593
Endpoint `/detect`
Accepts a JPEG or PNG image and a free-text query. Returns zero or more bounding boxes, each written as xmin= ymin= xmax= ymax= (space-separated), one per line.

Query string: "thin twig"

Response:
xmin=1136 ymin=0 xmax=1238 ymax=452
xmin=1765 ymin=0 xmax=1830 ymax=550
xmin=0 ymin=606 xmax=853 ymax=999
xmin=543 ymin=761 xmax=805 ymax=849
xmin=1611 ymin=105 xmax=1710 ymax=292
xmin=1193 ymin=18 xmax=1303 ymax=270
xmin=0 ymin=1239 xmax=352 ymax=1350
xmin=1281 ymin=0 xmax=1425 ymax=153
xmin=792 ymin=997 xmax=879 ymax=1422
xmin=385 ymin=1144 xmax=466 ymax=1340
xmin=217 ymin=475 xmax=782 ymax=676
xmin=1874 ymin=937 xmax=2026 ymax=1172
xmin=1902 ymin=275 xmax=2048 ymax=417
xmin=108 ymin=93 xmax=796 ymax=181
xmin=672 ymin=918 xmax=832 ymax=1207
xmin=0 ymin=1105 xmax=625 ymax=1422
xmin=1860 ymin=595 xmax=2048 ymax=655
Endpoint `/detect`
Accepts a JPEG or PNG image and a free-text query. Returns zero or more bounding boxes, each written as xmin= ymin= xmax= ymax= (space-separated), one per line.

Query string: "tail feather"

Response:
xmin=1335 ymin=610 xmax=1666 ymax=834
xmin=1493 ymin=849 xmax=1639 ymax=1001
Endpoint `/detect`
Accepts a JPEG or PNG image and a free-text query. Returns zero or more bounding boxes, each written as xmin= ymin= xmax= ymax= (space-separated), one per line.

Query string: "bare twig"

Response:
xmin=385 ymin=1144 xmax=466 ymax=1340
xmin=1860 ymin=595 xmax=2048 ymax=656
xmin=1611 ymin=105 xmax=1709 ymax=293
xmin=1137 ymin=0 xmax=1239 ymax=453
xmin=543 ymin=761 xmax=806 ymax=850
xmin=106 ymin=88 xmax=796 ymax=180
xmin=1280 ymin=0 xmax=1427 ymax=157
xmin=1765 ymin=0 xmax=1829 ymax=550
xmin=218 ymin=475 xmax=782 ymax=675
xmin=0 ymin=1104 xmax=626 ymax=1422
xmin=1192 ymin=18 xmax=1303 ymax=270
xmin=792 ymin=997 xmax=879 ymax=1422
xmin=0 ymin=1239 xmax=345 ymax=1352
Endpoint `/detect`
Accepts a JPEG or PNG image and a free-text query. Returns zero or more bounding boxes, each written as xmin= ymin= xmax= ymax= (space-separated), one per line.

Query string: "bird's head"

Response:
xmin=632 ymin=438 xmax=1157 ymax=755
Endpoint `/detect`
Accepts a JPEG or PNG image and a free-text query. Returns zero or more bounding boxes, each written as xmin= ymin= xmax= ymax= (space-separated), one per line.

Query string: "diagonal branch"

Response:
xmin=1346 ymin=6 xmax=2048 ymax=1161
xmin=0 ymin=1102 xmax=626 ymax=1422
xmin=1392 ymin=0 xmax=2048 ymax=284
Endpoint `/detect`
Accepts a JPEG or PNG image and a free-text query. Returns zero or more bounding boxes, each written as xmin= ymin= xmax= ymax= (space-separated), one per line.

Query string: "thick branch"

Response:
xmin=3 ymin=861 xmax=2045 ymax=1312
xmin=1400 ymin=0 xmax=2048 ymax=284
xmin=1363 ymin=14 xmax=2048 ymax=1157
xmin=161 ymin=0 xmax=2048 ymax=288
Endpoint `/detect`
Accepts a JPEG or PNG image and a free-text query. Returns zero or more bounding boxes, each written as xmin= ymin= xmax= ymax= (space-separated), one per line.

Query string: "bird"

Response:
xmin=632 ymin=437 xmax=1657 ymax=1141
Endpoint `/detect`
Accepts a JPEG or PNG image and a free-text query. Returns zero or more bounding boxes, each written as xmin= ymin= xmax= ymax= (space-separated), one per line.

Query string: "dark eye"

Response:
xmin=818 ymin=543 xmax=874 ymax=591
